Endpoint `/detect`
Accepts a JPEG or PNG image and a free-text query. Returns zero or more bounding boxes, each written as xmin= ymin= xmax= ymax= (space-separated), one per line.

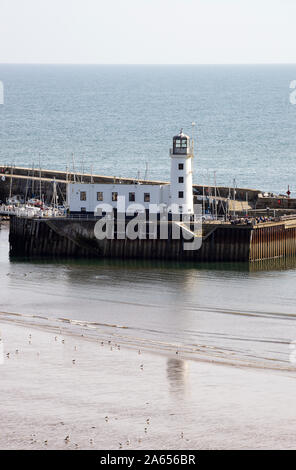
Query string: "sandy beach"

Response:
xmin=1 ymin=314 xmax=296 ymax=450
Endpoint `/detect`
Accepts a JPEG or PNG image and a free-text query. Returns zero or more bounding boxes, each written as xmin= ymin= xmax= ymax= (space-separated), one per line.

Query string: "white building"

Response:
xmin=67 ymin=130 xmax=194 ymax=216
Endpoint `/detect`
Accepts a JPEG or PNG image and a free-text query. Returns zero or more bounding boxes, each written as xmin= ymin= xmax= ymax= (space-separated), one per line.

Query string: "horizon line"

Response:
xmin=0 ymin=62 xmax=296 ymax=66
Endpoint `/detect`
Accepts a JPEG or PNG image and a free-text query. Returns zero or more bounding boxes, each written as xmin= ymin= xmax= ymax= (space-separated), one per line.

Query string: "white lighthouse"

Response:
xmin=169 ymin=130 xmax=194 ymax=214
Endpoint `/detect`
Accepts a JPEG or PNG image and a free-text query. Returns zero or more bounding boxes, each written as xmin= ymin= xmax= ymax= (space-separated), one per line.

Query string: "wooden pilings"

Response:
xmin=249 ymin=222 xmax=296 ymax=261
xmin=9 ymin=216 xmax=92 ymax=258
xmin=9 ymin=216 xmax=296 ymax=262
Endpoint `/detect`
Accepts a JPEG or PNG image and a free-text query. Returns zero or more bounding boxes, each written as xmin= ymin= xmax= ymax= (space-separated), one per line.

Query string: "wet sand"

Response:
xmin=1 ymin=316 xmax=296 ymax=450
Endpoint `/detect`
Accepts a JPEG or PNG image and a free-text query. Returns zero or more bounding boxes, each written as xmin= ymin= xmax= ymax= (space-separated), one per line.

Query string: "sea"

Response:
xmin=1 ymin=64 xmax=296 ymax=370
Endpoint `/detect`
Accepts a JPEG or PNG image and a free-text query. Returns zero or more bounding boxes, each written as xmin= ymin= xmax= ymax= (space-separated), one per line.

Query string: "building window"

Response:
xmin=129 ymin=192 xmax=135 ymax=202
xmin=144 ymin=193 xmax=150 ymax=202
xmin=178 ymin=163 xmax=184 ymax=170
xmin=178 ymin=177 xmax=184 ymax=183
xmin=81 ymin=207 xmax=86 ymax=213
xmin=178 ymin=191 xmax=184 ymax=199
xmin=112 ymin=192 xmax=118 ymax=202
xmin=175 ymin=139 xmax=181 ymax=148
xmin=80 ymin=191 xmax=86 ymax=201
xmin=97 ymin=192 xmax=103 ymax=201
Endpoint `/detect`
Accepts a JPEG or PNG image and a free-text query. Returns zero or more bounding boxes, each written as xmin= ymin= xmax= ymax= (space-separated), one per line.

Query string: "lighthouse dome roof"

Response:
xmin=173 ymin=129 xmax=190 ymax=140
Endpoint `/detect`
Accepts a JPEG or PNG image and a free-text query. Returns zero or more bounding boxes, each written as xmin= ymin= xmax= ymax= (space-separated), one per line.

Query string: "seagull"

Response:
xmin=64 ymin=435 xmax=70 ymax=443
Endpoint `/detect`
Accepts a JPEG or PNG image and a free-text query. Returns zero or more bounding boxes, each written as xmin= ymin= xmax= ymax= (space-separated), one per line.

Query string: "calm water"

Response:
xmin=0 ymin=64 xmax=296 ymax=193
xmin=0 ymin=65 xmax=296 ymax=369
xmin=1 ymin=225 xmax=296 ymax=369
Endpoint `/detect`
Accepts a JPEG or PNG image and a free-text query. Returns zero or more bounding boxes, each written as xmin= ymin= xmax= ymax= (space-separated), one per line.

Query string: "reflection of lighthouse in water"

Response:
xmin=166 ymin=358 xmax=190 ymax=396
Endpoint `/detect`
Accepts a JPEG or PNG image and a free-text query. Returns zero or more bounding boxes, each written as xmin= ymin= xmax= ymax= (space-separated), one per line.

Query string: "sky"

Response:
xmin=0 ymin=0 xmax=295 ymax=64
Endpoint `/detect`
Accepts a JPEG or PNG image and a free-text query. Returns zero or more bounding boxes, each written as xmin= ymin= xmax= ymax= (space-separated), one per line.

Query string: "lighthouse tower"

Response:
xmin=170 ymin=130 xmax=194 ymax=214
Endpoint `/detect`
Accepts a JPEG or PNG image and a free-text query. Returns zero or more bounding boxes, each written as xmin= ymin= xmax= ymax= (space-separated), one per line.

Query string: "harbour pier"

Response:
xmin=9 ymin=215 xmax=296 ymax=262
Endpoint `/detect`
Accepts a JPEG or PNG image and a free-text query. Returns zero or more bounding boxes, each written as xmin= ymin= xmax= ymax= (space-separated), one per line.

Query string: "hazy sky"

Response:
xmin=0 ymin=0 xmax=295 ymax=64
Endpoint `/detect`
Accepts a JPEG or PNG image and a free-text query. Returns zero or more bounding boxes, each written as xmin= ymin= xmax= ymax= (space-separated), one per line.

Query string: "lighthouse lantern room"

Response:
xmin=170 ymin=130 xmax=194 ymax=214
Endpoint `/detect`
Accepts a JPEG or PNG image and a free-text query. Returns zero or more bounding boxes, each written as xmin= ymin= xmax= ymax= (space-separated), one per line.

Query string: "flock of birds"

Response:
xmin=4 ymin=329 xmax=186 ymax=449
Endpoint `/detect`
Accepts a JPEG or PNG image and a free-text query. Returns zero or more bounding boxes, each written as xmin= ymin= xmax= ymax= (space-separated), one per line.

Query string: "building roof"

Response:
xmin=173 ymin=129 xmax=190 ymax=140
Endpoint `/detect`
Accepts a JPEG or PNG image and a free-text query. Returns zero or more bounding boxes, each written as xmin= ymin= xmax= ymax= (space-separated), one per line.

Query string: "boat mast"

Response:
xmin=39 ymin=153 xmax=42 ymax=202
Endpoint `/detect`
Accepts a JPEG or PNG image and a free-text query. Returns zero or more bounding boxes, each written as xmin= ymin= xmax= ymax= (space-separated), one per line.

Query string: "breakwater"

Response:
xmin=9 ymin=215 xmax=296 ymax=262
xmin=0 ymin=165 xmax=261 ymax=205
